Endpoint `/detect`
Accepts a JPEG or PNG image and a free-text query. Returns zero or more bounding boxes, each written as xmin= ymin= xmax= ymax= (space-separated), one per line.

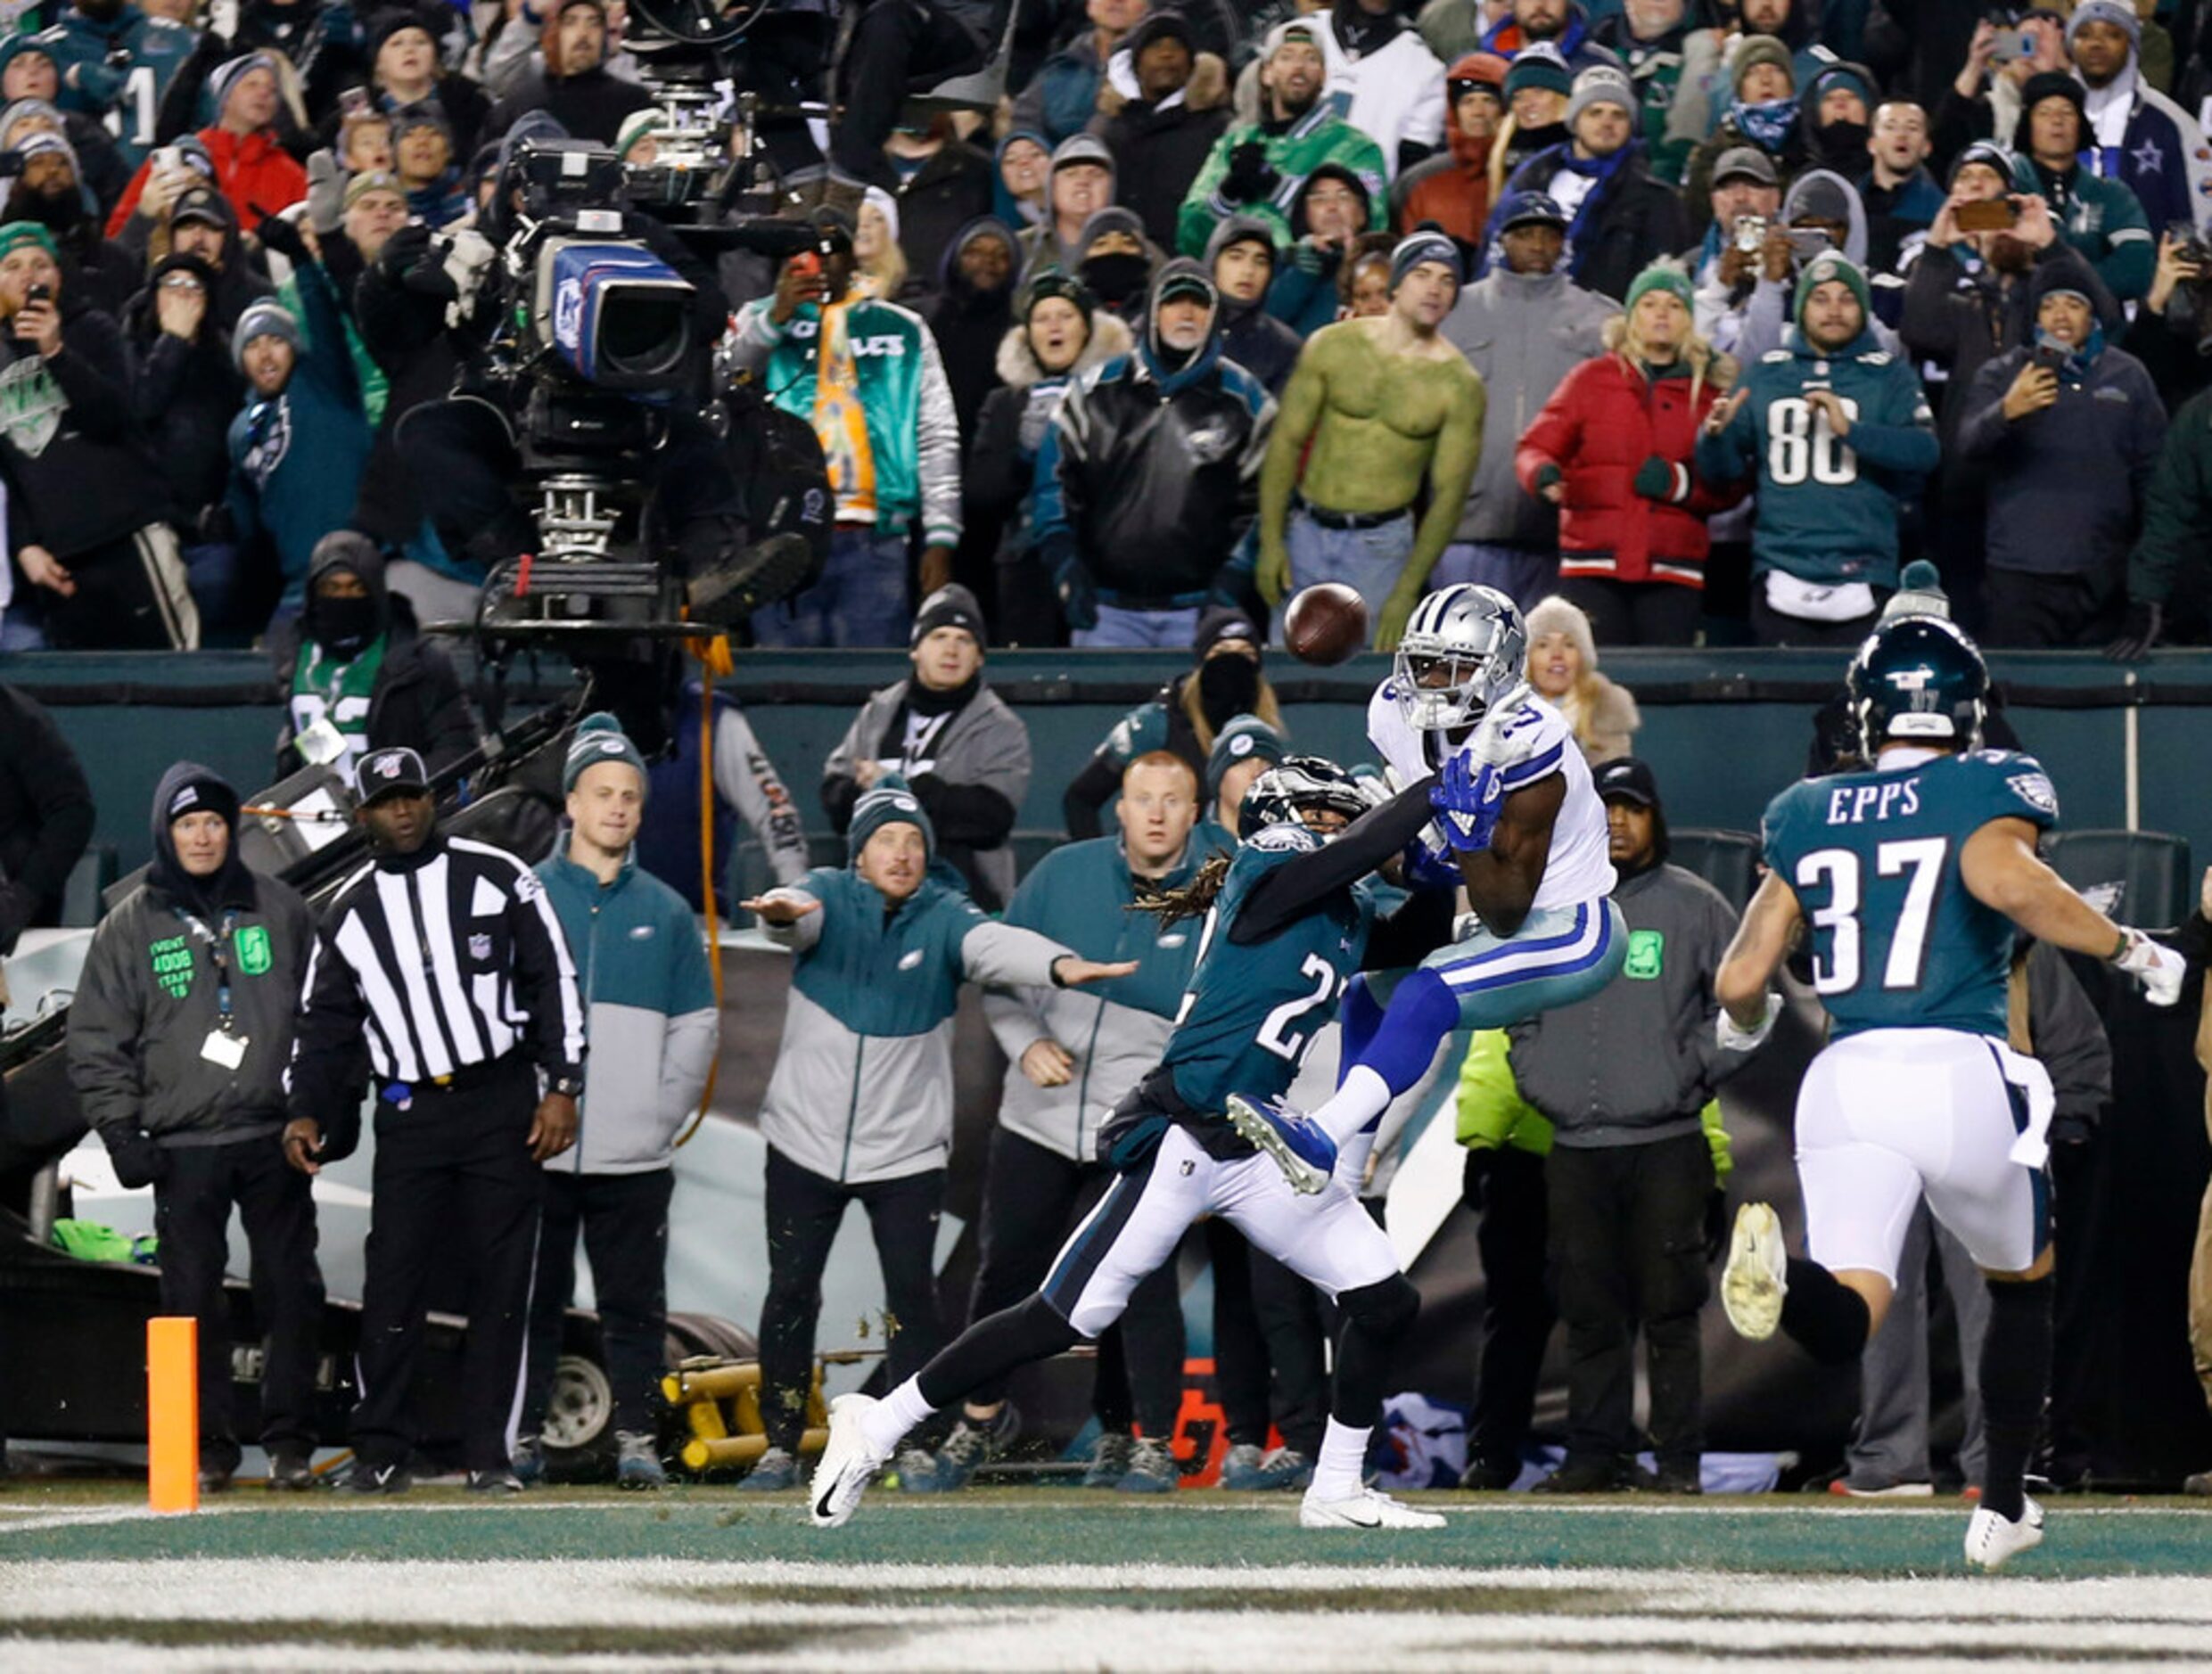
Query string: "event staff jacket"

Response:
xmin=1505 ymin=861 xmax=1753 ymax=1145
xmin=70 ymin=870 xmax=315 ymax=1145
xmin=982 ymin=835 xmax=1211 ymax=1164
xmin=289 ymin=832 xmax=586 ymax=1155
xmin=535 ymin=847 xmax=717 ymax=1176
xmin=756 ymin=866 xmax=1074 ymax=1186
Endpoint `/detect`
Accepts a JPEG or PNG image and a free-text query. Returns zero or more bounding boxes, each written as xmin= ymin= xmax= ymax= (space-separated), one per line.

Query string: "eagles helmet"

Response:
xmin=1847 ymin=614 xmax=1988 ymax=757
xmin=1394 ymin=584 xmax=1528 ymax=734
xmin=1238 ymin=755 xmax=1372 ymax=840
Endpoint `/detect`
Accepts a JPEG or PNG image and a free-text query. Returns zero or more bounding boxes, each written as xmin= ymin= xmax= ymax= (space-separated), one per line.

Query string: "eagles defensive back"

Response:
xmin=1230 ymin=584 xmax=1627 ymax=1194
xmin=1714 ymin=615 xmax=2186 ymax=1573
xmin=809 ymin=758 xmax=1460 ymax=1533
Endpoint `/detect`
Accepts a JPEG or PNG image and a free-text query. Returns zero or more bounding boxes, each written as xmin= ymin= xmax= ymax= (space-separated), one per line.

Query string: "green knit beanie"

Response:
xmin=1624 ymin=258 xmax=1694 ymax=316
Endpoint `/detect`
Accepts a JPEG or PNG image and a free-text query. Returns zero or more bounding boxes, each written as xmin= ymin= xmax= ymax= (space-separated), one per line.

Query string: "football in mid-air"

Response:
xmin=1282 ymin=583 xmax=1369 ymax=666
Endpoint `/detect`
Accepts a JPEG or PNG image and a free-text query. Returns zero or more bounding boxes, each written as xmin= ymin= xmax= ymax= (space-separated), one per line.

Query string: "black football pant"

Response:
xmin=351 ymin=1055 xmax=542 ymax=1474
xmin=521 ymin=1166 xmax=674 ymax=1442
xmin=1467 ymin=1145 xmax=1555 ymax=1473
xmin=964 ymin=1126 xmax=1182 ymax=1437
xmin=758 ymin=1145 xmax=947 ymax=1453
xmin=153 ymin=1131 xmax=325 ymax=1467
xmin=1546 ymin=1131 xmax=1713 ymax=1474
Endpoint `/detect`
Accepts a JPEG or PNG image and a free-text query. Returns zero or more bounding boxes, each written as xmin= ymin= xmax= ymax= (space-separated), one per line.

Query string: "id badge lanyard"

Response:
xmin=176 ymin=907 xmax=241 ymax=1034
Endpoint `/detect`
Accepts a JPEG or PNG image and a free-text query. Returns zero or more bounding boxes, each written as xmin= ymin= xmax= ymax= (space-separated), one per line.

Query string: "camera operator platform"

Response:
xmin=358 ymin=124 xmax=816 ymax=657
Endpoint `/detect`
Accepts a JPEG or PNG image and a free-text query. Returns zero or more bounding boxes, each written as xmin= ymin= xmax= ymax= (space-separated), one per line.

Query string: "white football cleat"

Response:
xmin=1964 ymin=1497 xmax=2045 ymax=1571
xmin=809 ymin=1393 xmax=888 ymax=1529
xmin=1721 ymin=1202 xmax=1789 ymax=1341
xmin=1299 ymin=1487 xmax=1446 ymax=1530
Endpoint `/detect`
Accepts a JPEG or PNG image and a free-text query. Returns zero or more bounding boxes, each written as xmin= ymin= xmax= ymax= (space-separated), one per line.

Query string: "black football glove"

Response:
xmin=1221 ymin=142 xmax=1280 ymax=206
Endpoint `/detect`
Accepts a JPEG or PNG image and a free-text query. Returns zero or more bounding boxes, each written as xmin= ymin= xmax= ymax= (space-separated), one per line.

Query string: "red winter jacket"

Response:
xmin=106 ymin=127 xmax=309 ymax=241
xmin=1515 ymin=353 xmax=1744 ymax=588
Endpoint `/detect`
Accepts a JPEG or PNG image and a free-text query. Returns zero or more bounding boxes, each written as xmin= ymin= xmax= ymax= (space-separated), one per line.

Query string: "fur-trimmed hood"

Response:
xmin=993 ymin=308 xmax=1134 ymax=390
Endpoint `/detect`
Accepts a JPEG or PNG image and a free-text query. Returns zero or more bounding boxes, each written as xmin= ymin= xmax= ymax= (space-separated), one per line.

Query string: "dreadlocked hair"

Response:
xmin=1132 ymin=851 xmax=1234 ymax=925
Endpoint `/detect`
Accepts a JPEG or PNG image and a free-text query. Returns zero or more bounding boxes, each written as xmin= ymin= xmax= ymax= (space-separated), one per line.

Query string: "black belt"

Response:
xmin=379 ymin=1052 xmax=526 ymax=1101
xmin=1296 ymin=498 xmax=1410 ymax=532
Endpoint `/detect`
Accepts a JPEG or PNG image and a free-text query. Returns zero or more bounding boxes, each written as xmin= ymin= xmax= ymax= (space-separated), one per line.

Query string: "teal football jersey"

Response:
xmin=1164 ymin=824 xmax=1376 ymax=1118
xmin=1761 ymin=750 xmax=2060 ymax=1038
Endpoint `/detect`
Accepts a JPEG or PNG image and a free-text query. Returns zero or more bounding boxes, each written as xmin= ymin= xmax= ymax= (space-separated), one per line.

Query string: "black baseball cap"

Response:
xmin=355 ymin=745 xmax=431 ymax=802
xmin=1594 ymin=757 xmax=1660 ymax=808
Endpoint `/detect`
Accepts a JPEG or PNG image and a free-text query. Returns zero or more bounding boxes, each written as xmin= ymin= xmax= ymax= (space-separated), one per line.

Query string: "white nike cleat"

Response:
xmin=809 ymin=1393 xmax=889 ymax=1528
xmin=1721 ymin=1201 xmax=1789 ymax=1341
xmin=1298 ymin=1487 xmax=1447 ymax=1530
xmin=1964 ymin=1497 xmax=2045 ymax=1571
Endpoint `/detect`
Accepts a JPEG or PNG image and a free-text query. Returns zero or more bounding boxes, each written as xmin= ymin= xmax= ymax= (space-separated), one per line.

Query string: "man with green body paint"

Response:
xmin=66 ymin=761 xmax=324 ymax=1492
xmin=1254 ymin=230 xmax=1485 ymax=650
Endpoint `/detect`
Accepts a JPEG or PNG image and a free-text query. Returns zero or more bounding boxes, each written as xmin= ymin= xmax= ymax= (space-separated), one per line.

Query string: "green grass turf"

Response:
xmin=3 ymin=1483 xmax=2208 ymax=1578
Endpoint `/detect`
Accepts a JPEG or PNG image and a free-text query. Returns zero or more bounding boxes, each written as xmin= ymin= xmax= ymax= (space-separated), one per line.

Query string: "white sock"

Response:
xmin=860 ymin=1376 xmax=934 ymax=1458
xmin=1309 ymin=1417 xmax=1369 ymax=1502
xmin=1312 ymin=1066 xmax=1392 ymax=1147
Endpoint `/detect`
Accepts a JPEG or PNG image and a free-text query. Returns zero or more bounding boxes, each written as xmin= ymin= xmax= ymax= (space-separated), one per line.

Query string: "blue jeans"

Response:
xmin=752 ymin=528 xmax=910 ymax=648
xmin=1073 ymin=604 xmax=1201 ymax=649
xmin=1435 ymin=543 xmax=1558 ymax=615
xmin=182 ymin=540 xmax=241 ymax=637
xmin=1279 ymin=508 xmax=1414 ymax=645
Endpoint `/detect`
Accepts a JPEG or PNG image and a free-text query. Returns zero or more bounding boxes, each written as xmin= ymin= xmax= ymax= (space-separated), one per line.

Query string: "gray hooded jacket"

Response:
xmin=1440 ymin=262 xmax=1619 ymax=546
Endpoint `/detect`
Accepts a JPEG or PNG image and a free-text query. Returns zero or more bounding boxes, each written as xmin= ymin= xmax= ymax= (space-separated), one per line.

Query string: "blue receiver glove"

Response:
xmin=1429 ymin=751 xmax=1504 ymax=853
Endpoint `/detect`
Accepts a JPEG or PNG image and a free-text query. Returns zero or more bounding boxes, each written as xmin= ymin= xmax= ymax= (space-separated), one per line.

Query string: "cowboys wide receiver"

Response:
xmin=1229 ymin=583 xmax=1626 ymax=1191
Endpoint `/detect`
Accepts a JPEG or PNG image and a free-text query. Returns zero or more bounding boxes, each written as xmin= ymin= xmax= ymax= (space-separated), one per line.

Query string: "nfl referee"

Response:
xmin=284 ymin=746 xmax=587 ymax=1493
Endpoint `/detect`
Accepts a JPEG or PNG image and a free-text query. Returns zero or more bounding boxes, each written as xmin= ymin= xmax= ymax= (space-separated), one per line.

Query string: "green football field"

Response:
xmin=4 ymin=1482 xmax=2211 ymax=1669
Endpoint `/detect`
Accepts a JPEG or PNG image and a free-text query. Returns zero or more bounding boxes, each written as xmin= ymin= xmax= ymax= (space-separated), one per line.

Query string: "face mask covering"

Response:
xmin=1730 ymin=96 xmax=1799 ymax=151
xmin=1816 ymin=119 xmax=1869 ymax=164
xmin=313 ymin=595 xmax=382 ymax=657
xmin=1197 ymin=653 xmax=1261 ymax=727
xmin=1081 ymin=252 xmax=1149 ymax=306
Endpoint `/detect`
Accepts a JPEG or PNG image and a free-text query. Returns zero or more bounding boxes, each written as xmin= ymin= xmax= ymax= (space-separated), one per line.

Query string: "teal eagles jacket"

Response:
xmin=982 ymin=834 xmax=1213 ymax=1164
xmin=722 ymin=294 xmax=963 ymax=548
xmin=1695 ymin=324 xmax=1937 ymax=589
xmin=536 ymin=846 xmax=718 ymax=1174
xmin=756 ymin=864 xmax=1073 ymax=1184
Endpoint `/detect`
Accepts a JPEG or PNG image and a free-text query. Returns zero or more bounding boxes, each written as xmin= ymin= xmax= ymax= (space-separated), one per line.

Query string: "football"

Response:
xmin=1282 ymin=583 xmax=1369 ymax=666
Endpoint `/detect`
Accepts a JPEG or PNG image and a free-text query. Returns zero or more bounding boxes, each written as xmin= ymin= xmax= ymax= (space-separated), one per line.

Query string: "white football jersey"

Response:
xmin=1368 ymin=679 xmax=1616 ymax=914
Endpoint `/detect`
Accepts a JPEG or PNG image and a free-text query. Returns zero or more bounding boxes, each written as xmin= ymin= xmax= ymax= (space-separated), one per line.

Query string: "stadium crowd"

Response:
xmin=2 ymin=0 xmax=2212 ymax=1506
xmin=0 ymin=0 xmax=2200 ymax=649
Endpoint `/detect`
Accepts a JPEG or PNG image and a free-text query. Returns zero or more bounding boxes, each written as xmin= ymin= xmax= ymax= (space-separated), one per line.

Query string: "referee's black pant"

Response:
xmin=154 ymin=1130 xmax=325 ymax=1469
xmin=351 ymin=1054 xmax=542 ymax=1474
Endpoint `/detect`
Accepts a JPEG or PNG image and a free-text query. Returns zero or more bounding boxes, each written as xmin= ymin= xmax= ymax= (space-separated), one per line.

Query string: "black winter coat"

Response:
xmin=894 ymin=144 xmax=997 ymax=299
xmin=485 ymin=65 xmax=654 ymax=146
xmin=0 ymin=683 xmax=94 ymax=948
xmin=1500 ymin=144 xmax=1690 ymax=304
xmin=267 ymin=606 xmax=477 ymax=780
xmin=123 ymin=283 xmax=243 ymax=527
xmin=0 ymin=304 xmax=167 ymax=558
xmin=1092 ymin=97 xmax=1232 ymax=256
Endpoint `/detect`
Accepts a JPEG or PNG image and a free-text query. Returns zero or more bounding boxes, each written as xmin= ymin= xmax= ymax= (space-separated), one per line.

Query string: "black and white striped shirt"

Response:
xmin=291 ymin=834 xmax=586 ymax=1120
